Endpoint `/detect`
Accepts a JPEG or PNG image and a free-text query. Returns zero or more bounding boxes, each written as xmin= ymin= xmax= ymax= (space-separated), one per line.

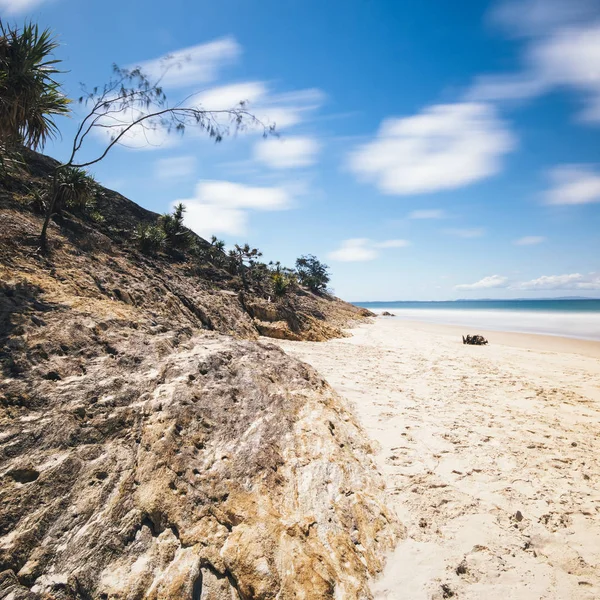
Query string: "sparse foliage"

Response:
xmin=295 ymin=254 xmax=330 ymax=293
xmin=229 ymin=243 xmax=263 ymax=290
xmin=39 ymin=58 xmax=274 ymax=247
xmin=198 ymin=235 xmax=227 ymax=267
xmin=269 ymin=261 xmax=296 ymax=297
xmin=134 ymin=222 xmax=166 ymax=255
xmin=159 ymin=202 xmax=191 ymax=251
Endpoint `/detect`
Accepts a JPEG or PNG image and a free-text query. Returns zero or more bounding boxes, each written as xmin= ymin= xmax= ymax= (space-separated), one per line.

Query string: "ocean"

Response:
xmin=355 ymin=299 xmax=600 ymax=341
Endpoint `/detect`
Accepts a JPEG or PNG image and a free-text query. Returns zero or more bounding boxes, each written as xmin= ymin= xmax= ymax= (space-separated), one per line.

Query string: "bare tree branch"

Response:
xmin=40 ymin=63 xmax=275 ymax=247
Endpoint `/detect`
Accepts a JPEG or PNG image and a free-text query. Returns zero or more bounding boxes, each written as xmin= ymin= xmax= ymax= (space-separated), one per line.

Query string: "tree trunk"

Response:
xmin=39 ymin=169 xmax=61 ymax=249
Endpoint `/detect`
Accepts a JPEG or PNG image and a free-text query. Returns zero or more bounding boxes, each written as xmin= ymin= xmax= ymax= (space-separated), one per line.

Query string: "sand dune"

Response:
xmin=275 ymin=319 xmax=600 ymax=599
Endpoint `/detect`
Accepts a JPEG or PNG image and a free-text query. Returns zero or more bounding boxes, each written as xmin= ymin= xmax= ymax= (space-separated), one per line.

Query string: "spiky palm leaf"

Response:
xmin=0 ymin=21 xmax=70 ymax=150
xmin=56 ymin=166 xmax=97 ymax=210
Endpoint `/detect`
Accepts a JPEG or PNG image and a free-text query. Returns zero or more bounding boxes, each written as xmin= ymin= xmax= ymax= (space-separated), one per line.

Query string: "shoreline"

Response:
xmin=379 ymin=318 xmax=600 ymax=358
xmin=275 ymin=318 xmax=600 ymax=599
xmin=363 ymin=307 xmax=600 ymax=342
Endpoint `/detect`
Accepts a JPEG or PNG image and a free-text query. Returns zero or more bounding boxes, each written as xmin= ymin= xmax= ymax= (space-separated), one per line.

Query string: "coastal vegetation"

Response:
xmin=0 ymin=19 xmax=331 ymax=303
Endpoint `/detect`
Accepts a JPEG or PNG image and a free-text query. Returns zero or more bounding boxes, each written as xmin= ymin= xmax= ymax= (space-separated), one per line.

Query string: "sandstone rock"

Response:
xmin=0 ymin=332 xmax=399 ymax=599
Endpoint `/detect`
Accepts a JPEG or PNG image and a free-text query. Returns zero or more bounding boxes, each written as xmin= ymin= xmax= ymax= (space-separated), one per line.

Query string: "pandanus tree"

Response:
xmin=229 ymin=244 xmax=263 ymax=290
xmin=0 ymin=21 xmax=70 ymax=151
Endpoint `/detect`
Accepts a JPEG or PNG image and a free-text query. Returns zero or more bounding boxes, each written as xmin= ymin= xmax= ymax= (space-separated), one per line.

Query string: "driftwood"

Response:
xmin=462 ymin=334 xmax=488 ymax=345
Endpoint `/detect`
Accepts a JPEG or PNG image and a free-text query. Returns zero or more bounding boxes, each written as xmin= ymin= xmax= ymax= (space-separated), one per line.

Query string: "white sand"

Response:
xmin=275 ymin=319 xmax=600 ymax=599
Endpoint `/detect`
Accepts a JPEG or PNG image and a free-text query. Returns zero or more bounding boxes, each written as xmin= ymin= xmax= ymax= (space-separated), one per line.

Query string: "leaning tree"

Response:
xmin=39 ymin=62 xmax=274 ymax=246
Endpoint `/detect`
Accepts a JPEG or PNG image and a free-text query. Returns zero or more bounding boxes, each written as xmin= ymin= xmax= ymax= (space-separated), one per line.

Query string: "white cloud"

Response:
xmin=407 ymin=209 xmax=447 ymax=219
xmin=328 ymin=238 xmax=410 ymax=262
xmin=516 ymin=273 xmax=600 ymax=290
xmin=155 ymin=156 xmax=196 ymax=180
xmin=0 ymin=0 xmax=49 ymax=14
xmin=193 ymin=82 xmax=267 ymax=111
xmin=91 ymin=79 xmax=323 ymax=151
xmin=91 ymin=104 xmax=175 ymax=151
xmin=182 ymin=203 xmax=247 ymax=238
xmin=446 ymin=228 xmax=486 ymax=238
xmin=254 ymin=137 xmax=320 ymax=169
xmin=514 ymin=235 xmax=546 ymax=245
xmin=177 ymin=180 xmax=292 ymax=238
xmin=348 ymin=103 xmax=515 ymax=195
xmin=490 ymin=0 xmax=600 ymax=37
xmin=328 ymin=239 xmax=378 ymax=262
xmin=95 ymin=40 xmax=323 ymax=153
xmin=189 ymin=83 xmax=324 ymax=132
xmin=472 ymin=2 xmax=600 ymax=123
xmin=456 ymin=275 xmax=509 ymax=290
xmin=136 ymin=37 xmax=240 ymax=88
xmin=375 ymin=239 xmax=411 ymax=248
xmin=545 ymin=165 xmax=600 ymax=205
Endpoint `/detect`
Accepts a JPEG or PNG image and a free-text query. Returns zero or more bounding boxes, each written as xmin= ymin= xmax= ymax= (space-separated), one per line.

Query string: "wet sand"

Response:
xmin=275 ymin=318 xmax=600 ymax=599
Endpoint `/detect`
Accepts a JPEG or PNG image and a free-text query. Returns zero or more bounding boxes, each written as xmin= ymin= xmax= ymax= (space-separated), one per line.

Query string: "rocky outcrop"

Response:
xmin=0 ymin=324 xmax=399 ymax=599
xmin=0 ymin=152 xmax=398 ymax=599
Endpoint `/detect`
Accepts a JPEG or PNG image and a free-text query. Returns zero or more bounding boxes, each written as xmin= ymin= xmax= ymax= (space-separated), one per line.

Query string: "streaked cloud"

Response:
xmin=459 ymin=271 xmax=600 ymax=291
xmin=407 ymin=209 xmax=447 ymax=219
xmin=456 ymin=275 xmax=509 ymax=290
xmin=445 ymin=227 xmax=486 ymax=238
xmin=254 ymin=136 xmax=320 ymax=169
xmin=328 ymin=239 xmax=378 ymax=262
xmin=91 ymin=105 xmax=176 ymax=151
xmin=0 ymin=0 xmax=50 ymax=14
xmin=375 ymin=239 xmax=411 ymax=248
xmin=472 ymin=1 xmax=600 ymax=123
xmin=348 ymin=103 xmax=515 ymax=195
xmin=515 ymin=272 xmax=600 ymax=290
xmin=514 ymin=235 xmax=546 ymax=245
xmin=190 ymin=83 xmax=324 ymax=131
xmin=155 ymin=156 xmax=196 ymax=180
xmin=192 ymin=82 xmax=266 ymax=111
xmin=545 ymin=165 xmax=600 ymax=205
xmin=328 ymin=238 xmax=410 ymax=262
xmin=177 ymin=180 xmax=292 ymax=238
xmin=489 ymin=0 xmax=600 ymax=37
xmin=136 ymin=37 xmax=240 ymax=88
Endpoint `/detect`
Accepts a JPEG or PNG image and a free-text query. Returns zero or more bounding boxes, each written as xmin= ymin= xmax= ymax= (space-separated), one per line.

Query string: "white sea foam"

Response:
xmin=370 ymin=308 xmax=600 ymax=341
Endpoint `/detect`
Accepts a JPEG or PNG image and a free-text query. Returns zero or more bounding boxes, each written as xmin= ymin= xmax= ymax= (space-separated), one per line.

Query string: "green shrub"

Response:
xmin=159 ymin=202 xmax=192 ymax=251
xmin=271 ymin=271 xmax=291 ymax=296
xmin=269 ymin=261 xmax=296 ymax=297
xmin=55 ymin=166 xmax=97 ymax=212
xmin=134 ymin=222 xmax=166 ymax=255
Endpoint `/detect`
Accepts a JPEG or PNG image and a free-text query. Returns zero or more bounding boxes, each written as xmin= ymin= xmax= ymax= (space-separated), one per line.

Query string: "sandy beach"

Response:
xmin=275 ymin=318 xmax=600 ymax=599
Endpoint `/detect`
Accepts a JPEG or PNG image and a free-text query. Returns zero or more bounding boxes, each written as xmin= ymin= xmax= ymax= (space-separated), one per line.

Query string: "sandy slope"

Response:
xmin=275 ymin=319 xmax=600 ymax=600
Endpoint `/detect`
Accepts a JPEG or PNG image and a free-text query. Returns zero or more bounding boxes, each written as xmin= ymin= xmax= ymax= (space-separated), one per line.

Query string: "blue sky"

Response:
xmin=4 ymin=0 xmax=600 ymax=300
